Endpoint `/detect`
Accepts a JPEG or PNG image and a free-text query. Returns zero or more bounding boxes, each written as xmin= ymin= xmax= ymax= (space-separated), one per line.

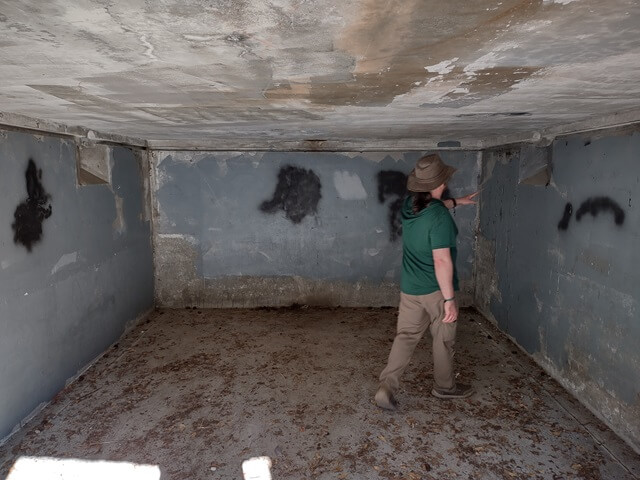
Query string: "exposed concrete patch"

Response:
xmin=76 ymin=142 xmax=111 ymax=186
xmin=473 ymin=234 xmax=502 ymax=313
xmin=137 ymin=150 xmax=152 ymax=223
xmin=533 ymin=352 xmax=640 ymax=455
xmin=154 ymin=234 xmax=202 ymax=307
xmin=112 ymin=195 xmax=126 ymax=235
xmin=199 ymin=276 xmax=400 ymax=308
xmin=158 ymin=275 xmax=474 ymax=309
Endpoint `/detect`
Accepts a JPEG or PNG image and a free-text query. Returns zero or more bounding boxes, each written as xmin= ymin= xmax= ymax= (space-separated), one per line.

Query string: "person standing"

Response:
xmin=375 ymin=153 xmax=477 ymax=410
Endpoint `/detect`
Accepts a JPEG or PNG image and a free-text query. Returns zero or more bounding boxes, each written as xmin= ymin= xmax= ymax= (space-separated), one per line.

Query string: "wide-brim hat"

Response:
xmin=407 ymin=153 xmax=457 ymax=192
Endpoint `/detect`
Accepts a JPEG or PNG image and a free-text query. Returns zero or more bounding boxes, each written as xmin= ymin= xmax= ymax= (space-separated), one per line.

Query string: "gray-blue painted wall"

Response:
xmin=153 ymin=151 xmax=479 ymax=307
xmin=0 ymin=129 xmax=154 ymax=440
xmin=475 ymin=129 xmax=640 ymax=451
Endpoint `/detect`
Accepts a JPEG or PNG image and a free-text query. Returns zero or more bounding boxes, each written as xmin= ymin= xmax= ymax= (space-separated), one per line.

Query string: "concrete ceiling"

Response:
xmin=1 ymin=0 xmax=640 ymax=149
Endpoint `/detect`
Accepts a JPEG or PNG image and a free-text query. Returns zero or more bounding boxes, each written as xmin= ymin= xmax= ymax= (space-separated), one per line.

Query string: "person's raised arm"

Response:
xmin=443 ymin=191 xmax=479 ymax=209
xmin=433 ymin=247 xmax=458 ymax=323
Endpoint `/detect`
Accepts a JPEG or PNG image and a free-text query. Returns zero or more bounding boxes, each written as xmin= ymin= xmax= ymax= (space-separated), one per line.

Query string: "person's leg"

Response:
xmin=424 ymin=292 xmax=473 ymax=398
xmin=376 ymin=293 xmax=429 ymax=409
xmin=424 ymin=292 xmax=457 ymax=391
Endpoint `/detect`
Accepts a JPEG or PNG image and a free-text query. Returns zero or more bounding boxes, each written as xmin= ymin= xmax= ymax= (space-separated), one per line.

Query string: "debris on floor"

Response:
xmin=1 ymin=307 xmax=638 ymax=479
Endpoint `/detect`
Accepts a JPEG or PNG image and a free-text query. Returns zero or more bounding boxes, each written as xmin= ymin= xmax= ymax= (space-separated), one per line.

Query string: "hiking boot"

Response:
xmin=375 ymin=384 xmax=398 ymax=410
xmin=431 ymin=383 xmax=474 ymax=399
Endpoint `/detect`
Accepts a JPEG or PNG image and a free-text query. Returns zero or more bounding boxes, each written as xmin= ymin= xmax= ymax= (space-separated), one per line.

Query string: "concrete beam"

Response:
xmin=146 ymin=138 xmax=484 ymax=152
xmin=0 ymin=112 xmax=147 ymax=149
xmin=4 ymin=108 xmax=640 ymax=153
xmin=481 ymin=107 xmax=640 ymax=149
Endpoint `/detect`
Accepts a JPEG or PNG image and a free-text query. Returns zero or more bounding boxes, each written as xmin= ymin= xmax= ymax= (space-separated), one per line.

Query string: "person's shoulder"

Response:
xmin=428 ymin=201 xmax=453 ymax=223
xmin=429 ymin=200 xmax=449 ymax=215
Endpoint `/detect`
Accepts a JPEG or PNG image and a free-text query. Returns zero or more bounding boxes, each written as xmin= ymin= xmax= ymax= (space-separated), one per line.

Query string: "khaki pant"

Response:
xmin=379 ymin=291 xmax=457 ymax=393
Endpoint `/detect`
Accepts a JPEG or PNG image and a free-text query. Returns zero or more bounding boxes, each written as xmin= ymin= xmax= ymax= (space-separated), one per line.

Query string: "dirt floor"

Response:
xmin=1 ymin=307 xmax=639 ymax=480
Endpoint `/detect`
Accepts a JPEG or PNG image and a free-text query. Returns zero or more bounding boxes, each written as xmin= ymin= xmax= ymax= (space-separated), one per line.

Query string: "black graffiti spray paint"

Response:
xmin=260 ymin=165 xmax=321 ymax=224
xmin=557 ymin=202 xmax=573 ymax=231
xmin=557 ymin=197 xmax=625 ymax=231
xmin=376 ymin=170 xmax=407 ymax=241
xmin=12 ymin=159 xmax=53 ymax=251
xmin=575 ymin=197 xmax=625 ymax=226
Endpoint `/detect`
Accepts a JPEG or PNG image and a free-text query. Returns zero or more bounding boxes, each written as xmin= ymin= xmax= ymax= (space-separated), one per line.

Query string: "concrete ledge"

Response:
xmin=0 ymin=111 xmax=147 ymax=148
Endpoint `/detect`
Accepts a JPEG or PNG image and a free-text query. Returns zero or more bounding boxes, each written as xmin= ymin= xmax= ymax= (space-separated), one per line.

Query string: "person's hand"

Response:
xmin=456 ymin=191 xmax=479 ymax=206
xmin=443 ymin=300 xmax=458 ymax=323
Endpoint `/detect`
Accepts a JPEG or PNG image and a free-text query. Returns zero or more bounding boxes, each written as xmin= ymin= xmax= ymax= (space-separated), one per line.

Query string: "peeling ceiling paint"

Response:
xmin=1 ymin=0 xmax=640 ymax=147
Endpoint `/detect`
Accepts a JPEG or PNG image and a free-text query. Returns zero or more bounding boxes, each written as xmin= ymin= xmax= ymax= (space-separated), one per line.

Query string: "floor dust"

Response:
xmin=1 ymin=307 xmax=638 ymax=479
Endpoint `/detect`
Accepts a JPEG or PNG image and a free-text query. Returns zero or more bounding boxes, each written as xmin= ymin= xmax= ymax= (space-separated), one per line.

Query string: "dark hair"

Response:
xmin=412 ymin=192 xmax=432 ymax=214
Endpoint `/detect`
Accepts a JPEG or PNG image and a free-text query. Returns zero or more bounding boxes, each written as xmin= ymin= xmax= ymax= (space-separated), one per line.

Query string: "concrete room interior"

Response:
xmin=1 ymin=0 xmax=639 ymax=478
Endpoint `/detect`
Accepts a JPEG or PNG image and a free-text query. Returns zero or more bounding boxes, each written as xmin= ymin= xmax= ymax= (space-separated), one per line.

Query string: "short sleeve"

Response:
xmin=429 ymin=210 xmax=457 ymax=250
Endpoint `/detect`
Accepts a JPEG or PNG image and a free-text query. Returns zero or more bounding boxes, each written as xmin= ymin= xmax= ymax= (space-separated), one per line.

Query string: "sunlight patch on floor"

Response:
xmin=7 ymin=456 xmax=161 ymax=480
xmin=242 ymin=456 xmax=272 ymax=480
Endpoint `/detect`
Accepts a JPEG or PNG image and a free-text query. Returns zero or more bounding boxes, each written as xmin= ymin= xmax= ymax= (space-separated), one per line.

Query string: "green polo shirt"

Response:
xmin=400 ymin=196 xmax=459 ymax=295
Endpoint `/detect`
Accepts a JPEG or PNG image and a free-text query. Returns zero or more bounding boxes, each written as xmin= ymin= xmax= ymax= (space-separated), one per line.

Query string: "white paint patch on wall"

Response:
xmin=424 ymin=58 xmax=458 ymax=75
xmin=51 ymin=252 xmax=78 ymax=275
xmin=543 ymin=0 xmax=579 ymax=4
xmin=333 ymin=171 xmax=367 ymax=200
